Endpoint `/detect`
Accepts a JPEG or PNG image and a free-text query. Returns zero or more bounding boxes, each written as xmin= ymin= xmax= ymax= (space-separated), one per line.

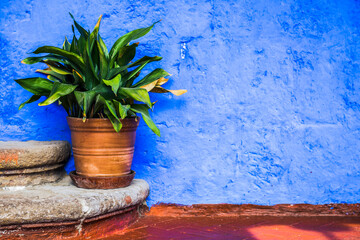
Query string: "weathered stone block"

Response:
xmin=0 ymin=141 xmax=71 ymax=187
xmin=0 ymin=141 xmax=71 ymax=169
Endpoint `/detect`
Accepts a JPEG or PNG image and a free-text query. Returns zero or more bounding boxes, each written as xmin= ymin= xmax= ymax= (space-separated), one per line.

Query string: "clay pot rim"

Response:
xmin=66 ymin=116 xmax=140 ymax=122
xmin=67 ymin=116 xmax=140 ymax=131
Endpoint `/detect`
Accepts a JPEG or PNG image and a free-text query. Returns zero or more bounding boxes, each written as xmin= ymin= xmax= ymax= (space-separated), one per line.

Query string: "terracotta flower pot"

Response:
xmin=67 ymin=117 xmax=140 ymax=178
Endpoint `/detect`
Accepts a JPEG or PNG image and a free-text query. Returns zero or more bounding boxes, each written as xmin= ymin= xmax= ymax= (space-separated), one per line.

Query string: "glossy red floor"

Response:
xmin=104 ymin=215 xmax=360 ymax=240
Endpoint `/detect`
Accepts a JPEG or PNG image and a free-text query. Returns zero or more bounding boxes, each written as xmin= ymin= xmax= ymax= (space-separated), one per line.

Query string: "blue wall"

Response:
xmin=1 ymin=0 xmax=359 ymax=206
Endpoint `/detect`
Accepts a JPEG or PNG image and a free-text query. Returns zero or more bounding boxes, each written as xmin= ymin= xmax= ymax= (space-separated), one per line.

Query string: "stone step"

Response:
xmin=0 ymin=176 xmax=149 ymax=230
xmin=0 ymin=141 xmax=71 ymax=169
xmin=0 ymin=141 xmax=71 ymax=187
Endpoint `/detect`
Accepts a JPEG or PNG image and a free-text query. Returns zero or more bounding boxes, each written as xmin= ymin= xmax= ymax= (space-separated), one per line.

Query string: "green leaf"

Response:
xmin=127 ymin=56 xmax=162 ymax=68
xmin=22 ymin=55 xmax=82 ymax=76
xmin=113 ymin=100 xmax=130 ymax=119
xmin=93 ymin=94 xmax=105 ymax=115
xmin=38 ymin=82 xmax=77 ymax=106
xmin=91 ymin=40 xmax=100 ymax=75
xmin=87 ymin=16 xmax=102 ymax=74
xmin=104 ymin=108 xmax=122 ymax=132
xmin=130 ymin=104 xmax=160 ymax=136
xmin=107 ymin=66 xmax=128 ymax=79
xmin=122 ymin=59 xmax=150 ymax=87
xmin=92 ymin=83 xmax=117 ymax=100
xmin=118 ymin=87 xmax=152 ymax=107
xmin=77 ymin=35 xmax=87 ymax=54
xmin=92 ymin=15 xmax=102 ymax=37
xmin=106 ymin=56 xmax=162 ymax=80
xmin=42 ymin=59 xmax=73 ymax=75
xmin=70 ymin=34 xmax=78 ymax=53
xmin=15 ymin=77 xmax=53 ymax=95
xmin=132 ymin=68 xmax=170 ymax=88
xmin=72 ymin=69 xmax=84 ymax=84
xmin=36 ymin=69 xmax=66 ymax=82
xmin=103 ymin=74 xmax=122 ymax=95
xmin=98 ymin=34 xmax=109 ymax=60
xmin=33 ymin=46 xmax=85 ymax=70
xmin=21 ymin=55 xmax=68 ymax=65
xmin=47 ymin=65 xmax=72 ymax=75
xmin=74 ymin=90 xmax=97 ymax=117
xmin=109 ymin=21 xmax=160 ymax=61
xmin=19 ymin=95 xmax=41 ymax=110
xmin=97 ymin=40 xmax=109 ymax=79
xmin=46 ymin=75 xmax=62 ymax=82
xmin=116 ymin=42 xmax=138 ymax=66
xmin=119 ymin=104 xmax=130 ymax=119
xmin=63 ymin=37 xmax=71 ymax=51
xmin=83 ymin=39 xmax=98 ymax=88
xmin=104 ymin=99 xmax=119 ymax=121
xmin=69 ymin=13 xmax=89 ymax=39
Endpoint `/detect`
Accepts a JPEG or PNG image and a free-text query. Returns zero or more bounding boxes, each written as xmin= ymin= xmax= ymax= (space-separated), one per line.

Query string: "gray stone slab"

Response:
xmin=0 ymin=141 xmax=71 ymax=169
xmin=0 ymin=168 xmax=66 ymax=187
xmin=0 ymin=176 xmax=149 ymax=226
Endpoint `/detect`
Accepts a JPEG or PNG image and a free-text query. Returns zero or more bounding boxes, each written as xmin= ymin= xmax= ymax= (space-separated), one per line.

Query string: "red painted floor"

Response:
xmin=104 ymin=216 xmax=360 ymax=240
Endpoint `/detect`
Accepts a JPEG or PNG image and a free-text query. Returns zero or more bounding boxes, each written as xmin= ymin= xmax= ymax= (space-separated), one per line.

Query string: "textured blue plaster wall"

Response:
xmin=0 ymin=0 xmax=360 ymax=206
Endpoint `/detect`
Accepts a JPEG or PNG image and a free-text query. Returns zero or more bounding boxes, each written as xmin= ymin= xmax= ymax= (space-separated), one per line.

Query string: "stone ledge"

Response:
xmin=0 ymin=176 xmax=149 ymax=226
xmin=0 ymin=141 xmax=71 ymax=187
xmin=0 ymin=141 xmax=71 ymax=169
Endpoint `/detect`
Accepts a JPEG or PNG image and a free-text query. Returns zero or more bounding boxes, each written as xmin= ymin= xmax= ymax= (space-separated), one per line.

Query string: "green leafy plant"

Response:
xmin=15 ymin=14 xmax=186 ymax=136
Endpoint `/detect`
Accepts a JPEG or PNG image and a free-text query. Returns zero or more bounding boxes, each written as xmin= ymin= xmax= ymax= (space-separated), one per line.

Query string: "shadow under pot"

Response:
xmin=67 ymin=117 xmax=139 ymax=189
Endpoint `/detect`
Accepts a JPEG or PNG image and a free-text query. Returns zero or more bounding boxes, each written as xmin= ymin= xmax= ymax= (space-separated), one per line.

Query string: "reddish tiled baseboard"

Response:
xmin=0 ymin=204 xmax=148 ymax=240
xmin=148 ymin=203 xmax=360 ymax=217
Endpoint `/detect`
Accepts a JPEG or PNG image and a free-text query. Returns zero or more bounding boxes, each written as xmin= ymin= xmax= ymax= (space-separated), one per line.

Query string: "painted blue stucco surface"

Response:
xmin=0 ymin=0 xmax=359 ymax=206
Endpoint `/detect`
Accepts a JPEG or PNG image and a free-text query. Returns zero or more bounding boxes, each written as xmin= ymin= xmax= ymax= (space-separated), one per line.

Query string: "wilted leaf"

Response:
xmin=150 ymin=86 xmax=187 ymax=96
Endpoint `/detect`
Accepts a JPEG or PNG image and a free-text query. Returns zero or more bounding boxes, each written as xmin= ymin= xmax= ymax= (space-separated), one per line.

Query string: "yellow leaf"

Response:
xmin=156 ymin=77 xmax=168 ymax=86
xmin=140 ymin=80 xmax=158 ymax=92
xmin=168 ymin=89 xmax=187 ymax=96
xmin=140 ymin=77 xmax=171 ymax=92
